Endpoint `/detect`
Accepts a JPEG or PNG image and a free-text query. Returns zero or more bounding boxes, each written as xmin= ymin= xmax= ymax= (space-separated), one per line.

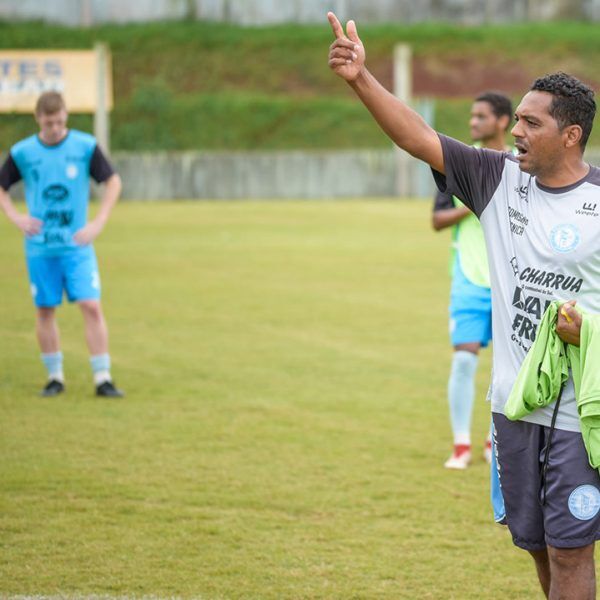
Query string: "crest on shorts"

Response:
xmin=568 ymin=485 xmax=600 ymax=521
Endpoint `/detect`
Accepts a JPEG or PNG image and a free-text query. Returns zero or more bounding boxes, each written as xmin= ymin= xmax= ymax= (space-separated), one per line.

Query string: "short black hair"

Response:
xmin=475 ymin=91 xmax=513 ymax=130
xmin=530 ymin=72 xmax=596 ymax=149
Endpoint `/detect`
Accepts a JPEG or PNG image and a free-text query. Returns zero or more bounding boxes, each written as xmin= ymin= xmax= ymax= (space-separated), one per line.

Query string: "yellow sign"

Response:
xmin=0 ymin=49 xmax=113 ymax=113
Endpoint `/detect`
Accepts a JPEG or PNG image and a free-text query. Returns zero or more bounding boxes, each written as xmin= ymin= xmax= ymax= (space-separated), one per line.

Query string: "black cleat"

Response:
xmin=96 ymin=380 xmax=124 ymax=398
xmin=41 ymin=379 xmax=65 ymax=397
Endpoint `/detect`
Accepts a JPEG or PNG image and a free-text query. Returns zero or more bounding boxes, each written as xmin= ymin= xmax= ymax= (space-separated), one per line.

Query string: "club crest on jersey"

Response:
xmin=549 ymin=224 xmax=580 ymax=253
xmin=66 ymin=164 xmax=78 ymax=179
xmin=568 ymin=485 xmax=600 ymax=521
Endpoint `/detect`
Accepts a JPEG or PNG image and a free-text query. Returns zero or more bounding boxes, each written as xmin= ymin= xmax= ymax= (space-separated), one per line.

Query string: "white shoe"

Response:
xmin=484 ymin=440 xmax=492 ymax=464
xmin=444 ymin=448 xmax=472 ymax=470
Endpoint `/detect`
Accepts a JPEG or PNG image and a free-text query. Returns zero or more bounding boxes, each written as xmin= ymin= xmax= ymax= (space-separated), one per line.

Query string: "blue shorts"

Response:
xmin=449 ymin=258 xmax=492 ymax=347
xmin=26 ymin=247 xmax=101 ymax=308
xmin=449 ymin=299 xmax=492 ymax=347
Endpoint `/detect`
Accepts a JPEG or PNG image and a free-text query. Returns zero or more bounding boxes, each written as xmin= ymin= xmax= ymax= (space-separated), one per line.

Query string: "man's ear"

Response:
xmin=564 ymin=124 xmax=583 ymax=149
xmin=498 ymin=115 xmax=510 ymax=135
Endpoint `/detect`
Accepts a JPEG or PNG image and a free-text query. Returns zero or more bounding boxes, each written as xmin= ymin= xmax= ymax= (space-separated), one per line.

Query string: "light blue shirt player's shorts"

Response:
xmin=449 ymin=256 xmax=492 ymax=348
xmin=26 ymin=245 xmax=101 ymax=308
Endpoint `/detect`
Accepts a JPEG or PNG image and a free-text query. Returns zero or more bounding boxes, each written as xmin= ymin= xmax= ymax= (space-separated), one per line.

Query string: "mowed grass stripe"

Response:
xmin=1 ymin=200 xmax=540 ymax=598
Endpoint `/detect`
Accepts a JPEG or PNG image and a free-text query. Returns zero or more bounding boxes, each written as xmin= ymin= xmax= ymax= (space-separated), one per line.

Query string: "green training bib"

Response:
xmin=452 ymin=196 xmax=490 ymax=288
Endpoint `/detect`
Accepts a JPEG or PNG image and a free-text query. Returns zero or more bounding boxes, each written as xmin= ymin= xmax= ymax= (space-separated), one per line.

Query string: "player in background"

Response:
xmin=0 ymin=91 xmax=124 ymax=397
xmin=433 ymin=92 xmax=512 ymax=471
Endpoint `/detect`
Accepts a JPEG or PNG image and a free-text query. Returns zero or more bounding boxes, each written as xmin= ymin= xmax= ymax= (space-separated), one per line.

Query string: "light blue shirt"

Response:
xmin=11 ymin=130 xmax=98 ymax=256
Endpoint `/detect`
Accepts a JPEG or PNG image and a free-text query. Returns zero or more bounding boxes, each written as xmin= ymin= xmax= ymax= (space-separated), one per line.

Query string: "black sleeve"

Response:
xmin=431 ymin=134 xmax=507 ymax=218
xmin=90 ymin=145 xmax=115 ymax=183
xmin=433 ymin=190 xmax=454 ymax=213
xmin=0 ymin=153 xmax=22 ymax=191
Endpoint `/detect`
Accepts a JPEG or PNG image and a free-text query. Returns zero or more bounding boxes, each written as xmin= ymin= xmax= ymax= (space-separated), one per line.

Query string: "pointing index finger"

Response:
xmin=327 ymin=11 xmax=345 ymax=39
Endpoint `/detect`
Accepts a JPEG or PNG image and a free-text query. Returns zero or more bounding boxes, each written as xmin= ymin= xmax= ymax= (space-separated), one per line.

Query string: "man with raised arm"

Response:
xmin=328 ymin=12 xmax=599 ymax=599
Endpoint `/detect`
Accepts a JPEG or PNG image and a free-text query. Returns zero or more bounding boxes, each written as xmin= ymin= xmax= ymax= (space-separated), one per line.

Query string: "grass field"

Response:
xmin=0 ymin=200 xmax=545 ymax=598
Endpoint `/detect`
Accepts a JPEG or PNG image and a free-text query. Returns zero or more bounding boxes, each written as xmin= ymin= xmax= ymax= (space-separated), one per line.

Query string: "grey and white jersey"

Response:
xmin=434 ymin=134 xmax=600 ymax=432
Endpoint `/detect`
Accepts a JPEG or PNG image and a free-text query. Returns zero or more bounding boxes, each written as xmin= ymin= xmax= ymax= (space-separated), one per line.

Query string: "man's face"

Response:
xmin=469 ymin=101 xmax=502 ymax=142
xmin=36 ymin=108 xmax=68 ymax=144
xmin=511 ymin=91 xmax=564 ymax=176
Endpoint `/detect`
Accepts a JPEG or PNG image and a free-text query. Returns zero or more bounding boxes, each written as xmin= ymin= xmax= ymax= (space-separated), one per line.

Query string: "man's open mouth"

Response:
xmin=515 ymin=143 xmax=528 ymax=156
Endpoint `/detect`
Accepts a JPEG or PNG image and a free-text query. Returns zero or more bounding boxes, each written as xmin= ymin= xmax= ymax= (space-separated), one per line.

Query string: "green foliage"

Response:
xmin=1 ymin=20 xmax=600 ymax=149
xmin=1 ymin=200 xmax=542 ymax=598
xmin=114 ymin=93 xmax=389 ymax=150
xmin=118 ymin=78 xmax=176 ymax=150
xmin=131 ymin=78 xmax=174 ymax=114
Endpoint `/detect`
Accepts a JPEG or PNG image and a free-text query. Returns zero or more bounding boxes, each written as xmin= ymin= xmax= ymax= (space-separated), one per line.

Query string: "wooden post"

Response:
xmin=93 ymin=42 xmax=110 ymax=153
xmin=414 ymin=98 xmax=436 ymax=198
xmin=393 ymin=44 xmax=412 ymax=198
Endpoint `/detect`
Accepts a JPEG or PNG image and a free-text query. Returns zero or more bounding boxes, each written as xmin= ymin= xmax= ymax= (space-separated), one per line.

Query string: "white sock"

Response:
xmin=448 ymin=350 xmax=479 ymax=446
xmin=90 ymin=354 xmax=112 ymax=386
xmin=93 ymin=370 xmax=112 ymax=386
xmin=41 ymin=352 xmax=64 ymax=383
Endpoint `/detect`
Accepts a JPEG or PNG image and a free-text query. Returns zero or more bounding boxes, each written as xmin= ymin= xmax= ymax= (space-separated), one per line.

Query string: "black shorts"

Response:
xmin=493 ymin=412 xmax=600 ymax=550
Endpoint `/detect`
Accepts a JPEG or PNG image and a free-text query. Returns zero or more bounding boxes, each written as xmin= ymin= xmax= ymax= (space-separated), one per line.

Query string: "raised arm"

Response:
xmin=327 ymin=12 xmax=444 ymax=173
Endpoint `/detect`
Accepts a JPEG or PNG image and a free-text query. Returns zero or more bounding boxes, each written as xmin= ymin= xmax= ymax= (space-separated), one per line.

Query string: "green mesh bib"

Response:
xmin=451 ymin=196 xmax=490 ymax=288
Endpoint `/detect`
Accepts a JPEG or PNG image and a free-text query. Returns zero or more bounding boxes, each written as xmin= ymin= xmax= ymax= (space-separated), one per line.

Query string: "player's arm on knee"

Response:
xmin=327 ymin=12 xmax=444 ymax=173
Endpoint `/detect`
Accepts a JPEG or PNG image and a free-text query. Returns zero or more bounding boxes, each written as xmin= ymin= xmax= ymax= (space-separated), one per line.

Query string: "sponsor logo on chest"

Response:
xmin=508 ymin=205 xmax=528 ymax=236
xmin=576 ymin=202 xmax=599 ymax=217
xmin=505 ymin=257 xmax=584 ymax=351
xmin=514 ymin=185 xmax=529 ymax=202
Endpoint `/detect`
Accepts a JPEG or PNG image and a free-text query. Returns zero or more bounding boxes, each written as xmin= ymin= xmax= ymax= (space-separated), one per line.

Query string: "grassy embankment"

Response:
xmin=1 ymin=20 xmax=600 ymax=150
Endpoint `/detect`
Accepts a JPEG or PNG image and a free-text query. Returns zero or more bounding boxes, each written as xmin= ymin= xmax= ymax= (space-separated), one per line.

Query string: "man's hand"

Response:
xmin=556 ymin=301 xmax=582 ymax=346
xmin=327 ymin=12 xmax=365 ymax=82
xmin=325 ymin=11 xmax=443 ymax=172
xmin=74 ymin=219 xmax=104 ymax=246
xmin=11 ymin=213 xmax=42 ymax=236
